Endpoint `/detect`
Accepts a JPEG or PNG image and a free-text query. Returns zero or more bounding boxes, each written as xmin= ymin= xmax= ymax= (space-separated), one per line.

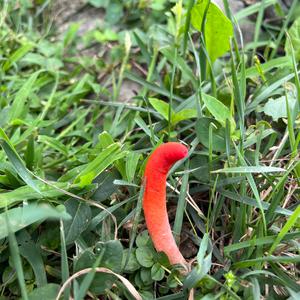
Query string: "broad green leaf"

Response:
xmin=0 ymin=204 xmax=71 ymax=240
xmin=74 ymin=240 xmax=123 ymax=294
xmin=202 ymin=94 xmax=236 ymax=130
xmin=88 ymin=0 xmax=109 ymax=7
xmin=98 ymin=131 xmax=114 ymax=148
xmin=136 ymin=246 xmax=154 ymax=268
xmin=122 ymin=249 xmax=140 ymax=273
xmin=74 ymin=143 xmax=126 ymax=187
xmin=196 ymin=117 xmax=226 ymax=152
xmin=94 ymin=29 xmax=119 ymax=43
xmin=28 ymin=284 xmax=60 ymax=300
xmin=173 ymin=108 xmax=197 ymax=124
xmin=151 ymin=263 xmax=165 ymax=281
xmin=136 ymin=230 xmax=151 ymax=248
xmin=105 ymin=0 xmax=124 ymax=25
xmin=285 ymin=17 xmax=300 ymax=62
xmin=191 ymin=0 xmax=233 ymax=62
xmin=74 ymin=249 xmax=113 ymax=295
xmin=92 ymin=170 xmax=120 ymax=202
xmin=263 ymin=95 xmax=297 ymax=121
xmin=17 ymin=230 xmax=47 ymax=287
xmin=151 ymin=0 xmax=167 ymax=11
xmin=149 ymin=98 xmax=197 ymax=125
xmin=74 ymin=250 xmax=95 ymax=271
xmin=149 ymin=97 xmax=170 ymax=120
xmin=287 ymin=290 xmax=300 ymax=300
xmin=95 ymin=240 xmax=123 ymax=272
xmin=213 ymin=166 xmax=285 ymax=174
xmin=140 ymin=268 xmax=153 ymax=285
xmin=63 ymin=199 xmax=92 ymax=245
xmin=190 ymin=155 xmax=212 ymax=183
xmin=76 ymin=241 xmax=123 ymax=299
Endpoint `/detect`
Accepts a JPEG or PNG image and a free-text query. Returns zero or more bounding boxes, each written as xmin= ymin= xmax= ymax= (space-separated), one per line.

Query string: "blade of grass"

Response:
xmin=182 ymin=0 xmax=195 ymax=56
xmin=8 ymin=70 xmax=41 ymax=122
xmin=235 ymin=0 xmax=277 ymax=21
xmin=233 ymin=144 xmax=267 ymax=234
xmin=0 ymin=204 xmax=70 ymax=239
xmin=17 ymin=230 xmax=47 ymax=287
xmin=251 ymin=0 xmax=266 ymax=60
xmin=134 ymin=115 xmax=159 ymax=142
xmin=60 ymin=220 xmax=70 ymax=300
xmin=0 ymin=181 xmax=75 ymax=208
xmin=270 ymin=262 xmax=300 ymax=292
xmin=246 ymin=72 xmax=297 ymax=114
xmin=285 ymin=90 xmax=296 ymax=151
xmin=233 ymin=255 xmax=300 ymax=269
xmin=125 ymin=71 xmax=183 ymax=102
xmin=3 ymin=42 xmax=34 ymax=71
xmin=189 ymin=34 xmax=203 ymax=118
xmin=173 ymin=161 xmax=189 ymax=240
xmin=230 ymin=45 xmax=245 ymax=137
xmin=82 ymin=99 xmax=159 ymax=115
xmin=113 ymin=32 xmax=131 ymax=101
xmin=123 ymin=181 xmax=145 ymax=269
xmin=219 ymin=189 xmax=292 ymax=216
xmin=0 ymin=128 xmax=41 ymax=194
xmin=160 ymin=47 xmax=197 ymax=88
xmin=224 ymin=231 xmax=300 ymax=254
xmin=7 ymin=216 xmax=29 ymax=300
xmin=39 ymin=72 xmax=59 ymax=121
xmin=212 ymin=166 xmax=285 ymax=173
xmin=286 ymin=31 xmax=300 ymax=177
xmin=269 ymin=0 xmax=299 ymax=59
xmin=76 ymin=250 xmax=105 ymax=300
xmin=269 ymin=204 xmax=300 ymax=255
xmin=168 ymin=46 xmax=177 ymax=140
xmin=243 ymin=57 xmax=291 ymax=78
xmin=265 ymin=183 xmax=285 ymax=223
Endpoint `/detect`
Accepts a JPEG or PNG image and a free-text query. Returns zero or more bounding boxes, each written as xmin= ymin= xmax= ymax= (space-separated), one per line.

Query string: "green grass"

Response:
xmin=0 ymin=0 xmax=299 ymax=299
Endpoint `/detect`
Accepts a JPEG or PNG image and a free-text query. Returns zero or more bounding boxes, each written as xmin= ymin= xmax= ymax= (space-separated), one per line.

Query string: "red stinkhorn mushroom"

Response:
xmin=143 ymin=142 xmax=188 ymax=267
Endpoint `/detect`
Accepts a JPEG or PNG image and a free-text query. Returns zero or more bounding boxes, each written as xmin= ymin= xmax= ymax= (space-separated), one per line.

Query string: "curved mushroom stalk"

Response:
xmin=143 ymin=142 xmax=188 ymax=267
